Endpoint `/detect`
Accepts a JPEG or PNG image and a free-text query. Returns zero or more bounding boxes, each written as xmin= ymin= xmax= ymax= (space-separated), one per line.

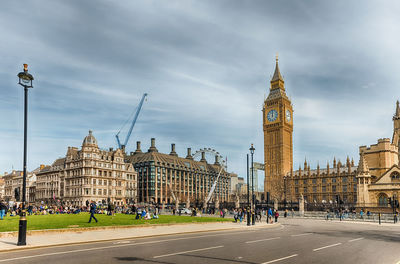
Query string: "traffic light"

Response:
xmin=14 ymin=187 xmax=20 ymax=202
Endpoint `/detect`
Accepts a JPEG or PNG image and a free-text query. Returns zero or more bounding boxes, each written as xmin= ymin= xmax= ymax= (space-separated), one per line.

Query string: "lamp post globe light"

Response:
xmin=250 ymin=144 xmax=255 ymax=225
xmin=17 ymin=64 xmax=34 ymax=246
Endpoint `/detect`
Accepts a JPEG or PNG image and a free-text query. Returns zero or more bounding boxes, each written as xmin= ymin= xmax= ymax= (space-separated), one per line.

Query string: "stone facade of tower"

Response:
xmin=263 ymin=58 xmax=293 ymax=201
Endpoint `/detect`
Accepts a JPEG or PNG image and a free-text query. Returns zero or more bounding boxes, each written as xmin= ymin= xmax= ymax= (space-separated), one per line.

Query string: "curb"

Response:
xmin=0 ymin=223 xmax=280 ymax=253
xmin=0 ymin=220 xmax=234 ymax=238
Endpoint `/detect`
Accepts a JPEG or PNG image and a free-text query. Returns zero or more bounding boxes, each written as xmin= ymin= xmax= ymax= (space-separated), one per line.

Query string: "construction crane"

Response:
xmin=116 ymin=93 xmax=148 ymax=150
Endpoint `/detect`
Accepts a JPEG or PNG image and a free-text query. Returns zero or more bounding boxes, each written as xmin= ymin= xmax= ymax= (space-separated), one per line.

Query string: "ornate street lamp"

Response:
xmin=17 ymin=64 xmax=34 ymax=246
xmin=246 ymin=154 xmax=250 ymax=226
xmin=250 ymin=144 xmax=255 ymax=225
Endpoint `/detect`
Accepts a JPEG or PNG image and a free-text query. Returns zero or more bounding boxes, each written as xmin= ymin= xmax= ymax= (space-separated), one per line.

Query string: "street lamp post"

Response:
xmin=17 ymin=64 xmax=34 ymax=246
xmin=246 ymin=154 xmax=250 ymax=226
xmin=250 ymin=144 xmax=255 ymax=225
xmin=283 ymin=176 xmax=287 ymax=209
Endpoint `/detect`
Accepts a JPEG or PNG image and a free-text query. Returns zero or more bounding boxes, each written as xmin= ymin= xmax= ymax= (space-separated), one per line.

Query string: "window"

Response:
xmin=312 ymin=186 xmax=317 ymax=193
xmin=332 ymin=178 xmax=336 ymax=183
xmin=312 ymin=178 xmax=316 ymax=184
xmin=295 ymin=179 xmax=299 ymax=185
xmin=332 ymin=185 xmax=336 ymax=192
xmin=295 ymin=187 xmax=299 ymax=193
xmin=303 ymin=179 xmax=307 ymax=185
xmin=342 ymin=177 xmax=347 ymax=183
xmin=391 ymin=172 xmax=400 ymax=179
xmin=378 ymin=194 xmax=388 ymax=206
xmin=322 ymin=186 xmax=326 ymax=192
xmin=303 ymin=187 xmax=307 ymax=193
xmin=342 ymin=185 xmax=347 ymax=192
xmin=322 ymin=178 xmax=326 ymax=184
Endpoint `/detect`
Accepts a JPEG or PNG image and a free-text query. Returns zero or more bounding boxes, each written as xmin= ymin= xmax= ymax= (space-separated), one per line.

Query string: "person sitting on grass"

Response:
xmin=141 ymin=209 xmax=147 ymax=219
xmin=153 ymin=211 xmax=159 ymax=219
xmin=135 ymin=210 xmax=140 ymax=220
xmin=144 ymin=211 xmax=151 ymax=220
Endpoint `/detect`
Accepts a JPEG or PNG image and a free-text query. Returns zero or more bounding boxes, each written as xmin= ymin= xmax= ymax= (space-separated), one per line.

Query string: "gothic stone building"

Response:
xmin=263 ymin=57 xmax=400 ymax=210
xmin=126 ymin=139 xmax=231 ymax=205
xmin=36 ymin=130 xmax=137 ymax=206
xmin=263 ymin=57 xmax=293 ymax=200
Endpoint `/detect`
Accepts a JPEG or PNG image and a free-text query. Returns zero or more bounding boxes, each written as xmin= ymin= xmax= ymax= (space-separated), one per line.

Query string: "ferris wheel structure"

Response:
xmin=192 ymin=148 xmax=227 ymax=170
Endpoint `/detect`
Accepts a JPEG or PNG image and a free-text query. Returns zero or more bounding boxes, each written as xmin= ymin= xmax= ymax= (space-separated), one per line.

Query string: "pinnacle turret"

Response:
xmin=357 ymin=152 xmax=370 ymax=174
xmin=270 ymin=55 xmax=285 ymax=90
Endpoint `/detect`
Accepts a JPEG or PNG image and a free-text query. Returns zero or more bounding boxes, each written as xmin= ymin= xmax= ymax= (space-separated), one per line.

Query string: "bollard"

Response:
xmin=379 ymin=213 xmax=381 ymax=225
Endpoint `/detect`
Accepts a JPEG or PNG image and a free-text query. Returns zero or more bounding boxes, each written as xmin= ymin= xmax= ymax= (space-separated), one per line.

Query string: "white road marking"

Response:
xmin=246 ymin=237 xmax=281 ymax=244
xmin=348 ymin=237 xmax=364 ymax=242
xmin=291 ymin=233 xmax=312 ymax=237
xmin=0 ymin=228 xmax=266 ymax=261
xmin=153 ymin=245 xmax=224 ymax=258
xmin=0 ymin=243 xmax=135 ymax=262
xmin=313 ymin=243 xmax=342 ymax=251
xmin=113 ymin=241 xmax=131 ymax=244
xmin=261 ymin=254 xmax=298 ymax=264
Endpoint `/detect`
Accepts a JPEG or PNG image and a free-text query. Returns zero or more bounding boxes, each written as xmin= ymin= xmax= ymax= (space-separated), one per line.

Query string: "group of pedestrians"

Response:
xmin=232 ymin=207 xmax=281 ymax=223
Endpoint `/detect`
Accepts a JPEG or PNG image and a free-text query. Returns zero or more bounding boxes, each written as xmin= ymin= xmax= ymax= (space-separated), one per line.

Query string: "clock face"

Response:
xmin=267 ymin=109 xmax=278 ymax=122
xmin=286 ymin=109 xmax=291 ymax=122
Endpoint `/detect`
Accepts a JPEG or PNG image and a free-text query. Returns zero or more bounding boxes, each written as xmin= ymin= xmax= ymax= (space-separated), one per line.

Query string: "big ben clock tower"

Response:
xmin=263 ymin=56 xmax=293 ymax=201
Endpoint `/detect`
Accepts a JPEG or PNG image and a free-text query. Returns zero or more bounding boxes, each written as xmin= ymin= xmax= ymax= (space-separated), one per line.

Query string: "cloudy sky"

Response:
xmin=1 ymin=1 xmax=400 ymax=188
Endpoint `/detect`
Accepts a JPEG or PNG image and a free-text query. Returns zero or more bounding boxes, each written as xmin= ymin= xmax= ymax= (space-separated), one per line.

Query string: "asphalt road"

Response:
xmin=0 ymin=218 xmax=399 ymax=264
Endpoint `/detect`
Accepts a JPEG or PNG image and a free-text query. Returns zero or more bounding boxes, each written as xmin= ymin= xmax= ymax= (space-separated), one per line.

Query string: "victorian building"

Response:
xmin=36 ymin=130 xmax=137 ymax=206
xmin=3 ymin=169 xmax=37 ymax=203
xmin=126 ymin=139 xmax=231 ymax=205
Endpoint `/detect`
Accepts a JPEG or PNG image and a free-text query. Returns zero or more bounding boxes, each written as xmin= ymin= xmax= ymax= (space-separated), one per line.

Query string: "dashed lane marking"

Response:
xmin=153 ymin=245 xmax=224 ymax=258
xmin=348 ymin=237 xmax=364 ymax=242
xmin=246 ymin=237 xmax=281 ymax=244
xmin=112 ymin=240 xmax=131 ymax=244
xmin=291 ymin=233 xmax=312 ymax=237
xmin=261 ymin=254 xmax=298 ymax=264
xmin=313 ymin=243 xmax=342 ymax=252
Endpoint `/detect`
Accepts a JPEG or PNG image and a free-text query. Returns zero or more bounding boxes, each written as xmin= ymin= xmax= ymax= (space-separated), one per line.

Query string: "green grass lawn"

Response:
xmin=0 ymin=213 xmax=232 ymax=232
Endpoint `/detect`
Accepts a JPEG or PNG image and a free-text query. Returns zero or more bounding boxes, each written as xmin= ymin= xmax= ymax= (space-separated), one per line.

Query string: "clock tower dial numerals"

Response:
xmin=285 ymin=109 xmax=291 ymax=122
xmin=267 ymin=109 xmax=278 ymax=122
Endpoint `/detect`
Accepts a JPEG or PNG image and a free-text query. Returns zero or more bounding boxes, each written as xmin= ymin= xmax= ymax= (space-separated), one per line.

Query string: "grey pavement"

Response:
xmin=0 ymin=220 xmax=274 ymax=252
xmin=0 ymin=218 xmax=399 ymax=264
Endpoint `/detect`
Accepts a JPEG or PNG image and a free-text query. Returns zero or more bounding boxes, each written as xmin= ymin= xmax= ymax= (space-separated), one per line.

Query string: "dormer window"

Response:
xmin=391 ymin=172 xmax=400 ymax=180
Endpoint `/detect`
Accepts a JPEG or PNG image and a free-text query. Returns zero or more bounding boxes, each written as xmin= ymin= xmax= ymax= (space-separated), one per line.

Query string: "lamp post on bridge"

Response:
xmin=17 ymin=64 xmax=34 ymax=246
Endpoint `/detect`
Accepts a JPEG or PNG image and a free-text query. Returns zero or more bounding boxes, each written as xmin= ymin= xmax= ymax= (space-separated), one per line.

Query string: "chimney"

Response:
xmin=186 ymin=148 xmax=193 ymax=160
xmin=170 ymin=143 xmax=178 ymax=156
xmin=148 ymin=138 xmax=158 ymax=152
xmin=200 ymin=151 xmax=207 ymax=163
xmin=135 ymin=141 xmax=142 ymax=154
xmin=214 ymin=155 xmax=220 ymax=165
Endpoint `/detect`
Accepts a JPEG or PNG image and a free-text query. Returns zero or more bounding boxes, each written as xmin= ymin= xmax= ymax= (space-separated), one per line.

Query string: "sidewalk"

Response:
xmin=0 ymin=221 xmax=280 ymax=252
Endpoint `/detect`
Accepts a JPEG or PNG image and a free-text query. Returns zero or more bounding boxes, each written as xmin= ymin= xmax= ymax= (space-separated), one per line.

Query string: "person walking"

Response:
xmin=88 ymin=201 xmax=98 ymax=223
xmin=0 ymin=201 xmax=6 ymax=220
xmin=274 ymin=210 xmax=279 ymax=222
xmin=233 ymin=209 xmax=238 ymax=223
